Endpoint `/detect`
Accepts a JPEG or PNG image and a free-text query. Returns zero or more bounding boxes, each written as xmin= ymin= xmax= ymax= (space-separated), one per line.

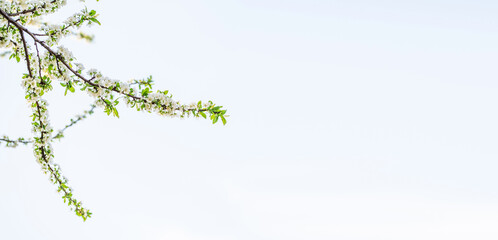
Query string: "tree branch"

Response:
xmin=52 ymin=104 xmax=96 ymax=140
xmin=7 ymin=0 xmax=57 ymax=17
xmin=1 ymin=7 xmax=223 ymax=117
xmin=0 ymin=136 xmax=31 ymax=147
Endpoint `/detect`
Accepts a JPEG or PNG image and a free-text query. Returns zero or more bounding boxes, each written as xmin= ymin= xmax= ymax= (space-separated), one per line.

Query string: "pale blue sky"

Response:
xmin=2 ymin=1 xmax=498 ymax=239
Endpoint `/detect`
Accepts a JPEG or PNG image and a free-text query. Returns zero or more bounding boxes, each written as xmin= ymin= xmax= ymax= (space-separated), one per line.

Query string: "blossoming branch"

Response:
xmin=0 ymin=0 xmax=227 ymax=221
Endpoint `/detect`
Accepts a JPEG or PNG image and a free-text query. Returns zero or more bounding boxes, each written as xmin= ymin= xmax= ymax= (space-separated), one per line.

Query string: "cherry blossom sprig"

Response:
xmin=0 ymin=0 xmax=227 ymax=221
xmin=0 ymin=135 xmax=31 ymax=147
xmin=30 ymin=98 xmax=92 ymax=220
xmin=52 ymin=103 xmax=96 ymax=140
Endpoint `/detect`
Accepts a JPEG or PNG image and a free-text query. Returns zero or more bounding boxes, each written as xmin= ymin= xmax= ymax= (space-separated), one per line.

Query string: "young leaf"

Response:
xmin=89 ymin=18 xmax=101 ymax=25
xmin=199 ymin=111 xmax=207 ymax=119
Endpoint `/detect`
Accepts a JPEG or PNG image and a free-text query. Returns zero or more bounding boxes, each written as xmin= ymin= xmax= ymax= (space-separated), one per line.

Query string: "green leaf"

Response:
xmin=199 ymin=111 xmax=207 ymax=119
xmin=89 ymin=17 xmax=101 ymax=25
xmin=89 ymin=10 xmax=96 ymax=16
xmin=112 ymin=108 xmax=120 ymax=118
xmin=212 ymin=115 xmax=219 ymax=124
xmin=221 ymin=115 xmax=227 ymax=125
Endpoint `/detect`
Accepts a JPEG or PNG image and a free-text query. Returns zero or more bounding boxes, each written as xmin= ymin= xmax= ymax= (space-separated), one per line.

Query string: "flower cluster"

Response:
xmin=42 ymin=8 xmax=100 ymax=46
xmin=0 ymin=0 xmax=227 ymax=221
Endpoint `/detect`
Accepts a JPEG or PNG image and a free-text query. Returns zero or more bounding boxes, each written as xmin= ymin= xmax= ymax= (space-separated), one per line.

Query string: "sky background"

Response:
xmin=2 ymin=0 xmax=498 ymax=239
